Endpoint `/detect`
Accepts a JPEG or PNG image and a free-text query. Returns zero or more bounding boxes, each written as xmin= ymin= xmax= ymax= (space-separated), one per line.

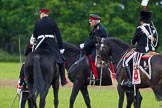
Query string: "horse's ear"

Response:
xmin=96 ymin=36 xmax=102 ymax=43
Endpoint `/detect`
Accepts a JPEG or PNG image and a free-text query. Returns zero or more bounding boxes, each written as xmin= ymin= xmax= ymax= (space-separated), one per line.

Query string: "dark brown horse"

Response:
xmin=96 ymin=37 xmax=162 ymax=108
xmin=63 ymin=42 xmax=112 ymax=108
xmin=25 ymin=48 xmax=59 ymax=108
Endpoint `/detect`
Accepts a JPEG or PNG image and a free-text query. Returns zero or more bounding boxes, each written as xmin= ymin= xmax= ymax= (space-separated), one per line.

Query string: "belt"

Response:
xmin=34 ymin=35 xmax=55 ymax=50
xmin=38 ymin=35 xmax=55 ymax=39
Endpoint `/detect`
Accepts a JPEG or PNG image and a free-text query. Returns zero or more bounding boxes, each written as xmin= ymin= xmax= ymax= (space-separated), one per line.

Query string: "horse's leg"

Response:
xmin=80 ymin=86 xmax=91 ymax=108
xmin=52 ymin=78 xmax=59 ymax=108
xmin=125 ymin=90 xmax=134 ymax=108
xmin=39 ymin=84 xmax=51 ymax=108
xmin=117 ymin=84 xmax=125 ymax=108
xmin=28 ymin=94 xmax=36 ymax=108
xmin=28 ymin=94 xmax=37 ymax=108
xmin=69 ymin=80 xmax=80 ymax=108
xmin=27 ymin=80 xmax=37 ymax=108
xmin=133 ymin=89 xmax=142 ymax=108
xmin=39 ymin=93 xmax=47 ymax=108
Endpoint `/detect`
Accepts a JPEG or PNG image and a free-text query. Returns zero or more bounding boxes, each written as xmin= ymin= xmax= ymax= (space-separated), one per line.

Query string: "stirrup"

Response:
xmin=88 ymin=77 xmax=95 ymax=80
xmin=88 ymin=75 xmax=96 ymax=85
xmin=88 ymin=77 xmax=100 ymax=81
xmin=89 ymin=79 xmax=96 ymax=85
xmin=89 ymin=74 xmax=99 ymax=79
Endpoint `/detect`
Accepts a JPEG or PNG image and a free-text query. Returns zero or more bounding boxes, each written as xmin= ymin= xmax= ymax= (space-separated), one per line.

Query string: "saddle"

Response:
xmin=141 ymin=51 xmax=160 ymax=59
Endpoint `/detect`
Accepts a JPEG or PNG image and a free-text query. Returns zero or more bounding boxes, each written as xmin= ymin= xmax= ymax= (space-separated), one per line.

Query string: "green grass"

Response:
xmin=0 ymin=62 xmax=21 ymax=79
xmin=0 ymin=62 xmax=162 ymax=108
xmin=1 ymin=86 xmax=162 ymax=108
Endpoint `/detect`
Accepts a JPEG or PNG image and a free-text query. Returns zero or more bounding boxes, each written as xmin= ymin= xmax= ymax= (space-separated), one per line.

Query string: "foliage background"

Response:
xmin=0 ymin=0 xmax=162 ymax=62
xmin=0 ymin=62 xmax=162 ymax=108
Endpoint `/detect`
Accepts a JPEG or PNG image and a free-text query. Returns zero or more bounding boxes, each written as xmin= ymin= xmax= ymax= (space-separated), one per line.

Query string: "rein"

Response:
xmin=79 ymin=50 xmax=84 ymax=59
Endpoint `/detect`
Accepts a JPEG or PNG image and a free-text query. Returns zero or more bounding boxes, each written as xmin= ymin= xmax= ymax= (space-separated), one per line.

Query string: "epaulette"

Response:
xmin=137 ymin=26 xmax=141 ymax=29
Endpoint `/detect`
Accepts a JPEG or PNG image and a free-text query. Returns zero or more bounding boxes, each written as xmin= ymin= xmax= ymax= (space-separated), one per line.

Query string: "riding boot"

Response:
xmin=59 ymin=63 xmax=68 ymax=86
xmin=121 ymin=66 xmax=132 ymax=87
xmin=89 ymin=54 xmax=99 ymax=81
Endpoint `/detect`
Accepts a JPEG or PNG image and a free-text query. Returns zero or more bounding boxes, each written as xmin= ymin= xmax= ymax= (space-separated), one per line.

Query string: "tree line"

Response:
xmin=0 ymin=0 xmax=162 ymax=59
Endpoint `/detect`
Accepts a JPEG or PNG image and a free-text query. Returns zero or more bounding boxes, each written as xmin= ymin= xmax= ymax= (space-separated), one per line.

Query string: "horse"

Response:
xmin=63 ymin=42 xmax=129 ymax=108
xmin=96 ymin=37 xmax=162 ymax=108
xmin=25 ymin=48 xmax=59 ymax=108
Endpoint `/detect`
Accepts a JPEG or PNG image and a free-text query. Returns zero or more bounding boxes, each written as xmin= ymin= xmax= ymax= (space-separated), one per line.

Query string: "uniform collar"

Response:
xmin=94 ymin=23 xmax=100 ymax=29
xmin=142 ymin=23 xmax=150 ymax=26
xmin=42 ymin=16 xmax=48 ymax=19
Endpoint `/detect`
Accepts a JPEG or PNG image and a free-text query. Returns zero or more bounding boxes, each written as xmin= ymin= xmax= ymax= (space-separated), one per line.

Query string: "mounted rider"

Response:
xmin=80 ymin=14 xmax=108 ymax=80
xmin=122 ymin=10 xmax=159 ymax=87
xmin=30 ymin=8 xmax=68 ymax=86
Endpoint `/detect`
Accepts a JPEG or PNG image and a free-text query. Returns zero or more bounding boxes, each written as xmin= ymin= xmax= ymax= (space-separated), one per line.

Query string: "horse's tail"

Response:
xmin=31 ymin=55 xmax=46 ymax=97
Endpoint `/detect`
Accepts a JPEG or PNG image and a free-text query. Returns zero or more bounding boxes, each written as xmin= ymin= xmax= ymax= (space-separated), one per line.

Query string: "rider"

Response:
xmin=122 ymin=10 xmax=159 ymax=87
xmin=80 ymin=14 xmax=108 ymax=80
xmin=17 ymin=44 xmax=34 ymax=108
xmin=31 ymin=8 xmax=68 ymax=86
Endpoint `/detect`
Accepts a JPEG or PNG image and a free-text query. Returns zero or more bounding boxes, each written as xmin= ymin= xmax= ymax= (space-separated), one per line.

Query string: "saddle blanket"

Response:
xmin=124 ymin=51 xmax=160 ymax=85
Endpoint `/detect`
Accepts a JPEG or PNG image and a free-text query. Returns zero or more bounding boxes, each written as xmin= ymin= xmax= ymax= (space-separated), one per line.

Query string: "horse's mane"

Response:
xmin=63 ymin=42 xmax=80 ymax=52
xmin=105 ymin=37 xmax=129 ymax=49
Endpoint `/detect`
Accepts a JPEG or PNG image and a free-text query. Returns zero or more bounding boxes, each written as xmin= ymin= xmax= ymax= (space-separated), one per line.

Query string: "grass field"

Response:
xmin=0 ymin=62 xmax=162 ymax=108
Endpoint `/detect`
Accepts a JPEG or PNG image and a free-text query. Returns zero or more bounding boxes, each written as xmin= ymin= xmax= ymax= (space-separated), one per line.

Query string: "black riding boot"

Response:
xmin=121 ymin=66 xmax=132 ymax=87
xmin=59 ymin=63 xmax=68 ymax=86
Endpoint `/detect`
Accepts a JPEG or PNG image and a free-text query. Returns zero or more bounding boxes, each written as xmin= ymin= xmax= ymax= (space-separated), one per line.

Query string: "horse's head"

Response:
xmin=96 ymin=37 xmax=111 ymax=63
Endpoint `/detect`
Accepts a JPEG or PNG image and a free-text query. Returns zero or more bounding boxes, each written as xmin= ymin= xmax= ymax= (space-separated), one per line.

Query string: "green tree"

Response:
xmin=0 ymin=0 xmax=162 ymax=59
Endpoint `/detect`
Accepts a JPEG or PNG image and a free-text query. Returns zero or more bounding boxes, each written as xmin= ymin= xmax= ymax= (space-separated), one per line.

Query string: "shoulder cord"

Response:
xmin=151 ymin=21 xmax=159 ymax=47
xmin=139 ymin=25 xmax=156 ymax=52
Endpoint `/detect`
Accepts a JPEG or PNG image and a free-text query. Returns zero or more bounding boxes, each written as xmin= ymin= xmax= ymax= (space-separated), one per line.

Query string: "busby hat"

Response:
xmin=139 ymin=10 xmax=152 ymax=23
xmin=39 ymin=8 xmax=50 ymax=13
xmin=89 ymin=14 xmax=101 ymax=20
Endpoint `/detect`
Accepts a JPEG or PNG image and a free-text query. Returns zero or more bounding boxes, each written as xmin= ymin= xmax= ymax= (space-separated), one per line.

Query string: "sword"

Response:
xmin=10 ymin=93 xmax=19 ymax=108
xmin=151 ymin=20 xmax=159 ymax=46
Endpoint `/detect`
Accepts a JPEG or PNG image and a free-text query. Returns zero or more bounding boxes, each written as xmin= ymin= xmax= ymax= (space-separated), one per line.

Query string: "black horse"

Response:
xmin=63 ymin=42 xmax=113 ymax=108
xmin=96 ymin=37 xmax=162 ymax=108
xmin=25 ymin=48 xmax=59 ymax=108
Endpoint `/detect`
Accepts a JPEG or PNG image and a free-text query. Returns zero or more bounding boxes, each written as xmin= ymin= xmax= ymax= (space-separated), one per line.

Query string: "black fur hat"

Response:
xmin=139 ymin=10 xmax=152 ymax=23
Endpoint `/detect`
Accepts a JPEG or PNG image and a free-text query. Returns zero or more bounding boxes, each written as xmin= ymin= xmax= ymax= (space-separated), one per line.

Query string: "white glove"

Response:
xmin=17 ymin=88 xmax=21 ymax=95
xmin=80 ymin=43 xmax=84 ymax=49
xmin=30 ymin=34 xmax=35 ymax=45
xmin=60 ymin=49 xmax=65 ymax=54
